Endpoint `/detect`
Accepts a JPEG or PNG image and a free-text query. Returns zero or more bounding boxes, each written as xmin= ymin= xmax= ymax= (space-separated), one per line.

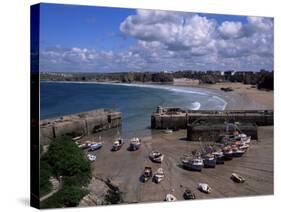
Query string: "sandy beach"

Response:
xmin=173 ymin=81 xmax=273 ymax=110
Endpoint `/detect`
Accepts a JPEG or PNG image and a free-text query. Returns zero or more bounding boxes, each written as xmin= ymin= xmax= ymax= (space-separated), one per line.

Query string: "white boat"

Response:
xmin=165 ymin=194 xmax=177 ymax=202
xmin=112 ymin=138 xmax=124 ymax=151
xmin=129 ymin=137 xmax=141 ymax=151
xmin=153 ymin=168 xmax=165 ymax=183
xmin=203 ymin=154 xmax=216 ymax=168
xmin=149 ymin=151 xmax=164 ymax=163
xmin=198 ymin=183 xmax=212 ymax=193
xmin=231 ymin=146 xmax=245 ymax=157
xmin=163 ymin=129 xmax=173 ymax=134
xmin=182 ymin=155 xmax=204 ymax=171
xmin=239 ymin=143 xmax=250 ymax=151
xmin=231 ymin=173 xmax=245 ymax=183
xmin=89 ymin=142 xmax=103 ymax=151
xmin=87 ymin=154 xmax=96 ymax=162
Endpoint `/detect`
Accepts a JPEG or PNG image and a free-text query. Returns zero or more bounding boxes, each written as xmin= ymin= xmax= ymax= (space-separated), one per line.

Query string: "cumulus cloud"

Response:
xmin=40 ymin=10 xmax=273 ymax=72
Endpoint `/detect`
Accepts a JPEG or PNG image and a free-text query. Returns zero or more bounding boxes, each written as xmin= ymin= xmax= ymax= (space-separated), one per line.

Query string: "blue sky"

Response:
xmin=38 ymin=3 xmax=273 ymax=72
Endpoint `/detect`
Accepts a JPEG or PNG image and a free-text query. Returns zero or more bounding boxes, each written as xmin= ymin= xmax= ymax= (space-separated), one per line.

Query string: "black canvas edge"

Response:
xmin=30 ymin=3 xmax=40 ymax=209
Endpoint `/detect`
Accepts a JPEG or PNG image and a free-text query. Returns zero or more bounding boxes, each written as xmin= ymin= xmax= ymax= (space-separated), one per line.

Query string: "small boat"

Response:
xmin=165 ymin=194 xmax=177 ymax=201
xmin=153 ymin=168 xmax=165 ymax=183
xmin=212 ymin=151 xmax=225 ymax=164
xmin=87 ymin=154 xmax=96 ymax=162
xmin=112 ymin=138 xmax=124 ymax=151
xmin=203 ymin=154 xmax=216 ymax=168
xmin=88 ymin=142 xmax=103 ymax=151
xmin=198 ymin=183 xmax=212 ymax=193
xmin=222 ymin=146 xmax=233 ymax=160
xmin=72 ymin=135 xmax=83 ymax=141
xmin=239 ymin=143 xmax=250 ymax=151
xmin=149 ymin=151 xmax=164 ymax=163
xmin=238 ymin=134 xmax=251 ymax=144
xmin=129 ymin=137 xmax=141 ymax=151
xmin=164 ymin=129 xmax=173 ymax=134
xmin=232 ymin=147 xmax=245 ymax=157
xmin=182 ymin=155 xmax=204 ymax=171
xmin=142 ymin=167 xmax=153 ymax=182
xmin=231 ymin=173 xmax=245 ymax=183
xmin=183 ymin=189 xmax=196 ymax=200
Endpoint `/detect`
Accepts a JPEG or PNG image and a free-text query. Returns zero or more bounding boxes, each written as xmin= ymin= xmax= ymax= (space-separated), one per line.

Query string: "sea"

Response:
xmin=40 ymin=81 xmax=227 ymax=137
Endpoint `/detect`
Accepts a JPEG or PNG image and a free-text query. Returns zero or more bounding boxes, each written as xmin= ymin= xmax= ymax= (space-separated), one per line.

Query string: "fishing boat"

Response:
xmin=165 ymin=194 xmax=177 ymax=202
xmin=183 ymin=189 xmax=196 ymax=200
xmin=202 ymin=153 xmax=216 ymax=168
xmin=153 ymin=168 xmax=165 ymax=183
xmin=149 ymin=151 xmax=164 ymax=163
xmin=88 ymin=142 xmax=103 ymax=151
xmin=198 ymin=183 xmax=212 ymax=193
xmin=222 ymin=146 xmax=233 ymax=160
xmin=87 ymin=154 xmax=96 ymax=162
xmin=129 ymin=137 xmax=141 ymax=151
xmin=112 ymin=138 xmax=124 ymax=151
xmin=232 ymin=147 xmax=245 ymax=157
xmin=231 ymin=173 xmax=245 ymax=183
xmin=142 ymin=167 xmax=153 ymax=182
xmin=239 ymin=143 xmax=250 ymax=151
xmin=182 ymin=154 xmax=204 ymax=171
xmin=212 ymin=150 xmax=225 ymax=164
xmin=164 ymin=129 xmax=173 ymax=134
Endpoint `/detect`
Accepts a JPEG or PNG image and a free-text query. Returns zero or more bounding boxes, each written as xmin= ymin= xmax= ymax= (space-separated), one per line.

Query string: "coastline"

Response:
xmin=41 ymin=80 xmax=273 ymax=111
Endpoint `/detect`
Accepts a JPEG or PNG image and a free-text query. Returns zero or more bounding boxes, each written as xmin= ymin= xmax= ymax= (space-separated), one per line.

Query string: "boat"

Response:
xmin=202 ymin=153 xmax=216 ymax=168
xmin=212 ymin=151 xmax=225 ymax=164
xmin=182 ymin=155 xmax=204 ymax=171
xmin=164 ymin=129 xmax=173 ymax=134
xmin=87 ymin=154 xmax=96 ymax=162
xmin=238 ymin=143 xmax=250 ymax=151
xmin=153 ymin=168 xmax=165 ymax=183
xmin=142 ymin=167 xmax=153 ymax=182
xmin=183 ymin=189 xmax=196 ymax=200
xmin=231 ymin=173 xmax=245 ymax=183
xmin=198 ymin=183 xmax=212 ymax=193
xmin=222 ymin=146 xmax=233 ymax=160
xmin=129 ymin=137 xmax=141 ymax=151
xmin=165 ymin=194 xmax=177 ymax=202
xmin=112 ymin=138 xmax=124 ymax=151
xmin=72 ymin=135 xmax=83 ymax=141
xmin=232 ymin=147 xmax=245 ymax=157
xmin=237 ymin=134 xmax=251 ymax=144
xmin=149 ymin=151 xmax=164 ymax=163
xmin=88 ymin=142 xmax=103 ymax=151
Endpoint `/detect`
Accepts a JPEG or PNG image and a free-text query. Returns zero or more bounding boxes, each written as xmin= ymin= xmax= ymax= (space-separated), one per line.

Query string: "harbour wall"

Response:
xmin=151 ymin=107 xmax=273 ymax=129
xmin=40 ymin=109 xmax=121 ymax=145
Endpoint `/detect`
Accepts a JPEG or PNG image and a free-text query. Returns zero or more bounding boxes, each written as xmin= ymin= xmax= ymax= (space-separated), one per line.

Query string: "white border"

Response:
xmin=0 ymin=0 xmax=279 ymax=211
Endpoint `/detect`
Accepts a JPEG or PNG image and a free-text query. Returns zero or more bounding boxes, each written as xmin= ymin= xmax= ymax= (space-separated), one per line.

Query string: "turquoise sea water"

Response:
xmin=40 ymin=82 xmax=227 ymax=137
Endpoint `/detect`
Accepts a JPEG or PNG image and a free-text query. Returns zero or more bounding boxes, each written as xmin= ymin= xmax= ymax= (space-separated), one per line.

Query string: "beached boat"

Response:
xmin=182 ymin=155 xmax=204 ymax=171
xmin=164 ymin=129 xmax=173 ymax=134
xmin=239 ymin=143 xmax=250 ymax=151
xmin=165 ymin=194 xmax=177 ymax=202
xmin=88 ymin=142 xmax=103 ymax=151
xmin=232 ymin=147 xmax=245 ymax=157
xmin=222 ymin=146 xmax=233 ymax=160
xmin=183 ymin=189 xmax=196 ymax=200
xmin=149 ymin=151 xmax=164 ymax=163
xmin=129 ymin=137 xmax=141 ymax=151
xmin=72 ymin=135 xmax=83 ymax=141
xmin=198 ymin=183 xmax=212 ymax=193
xmin=231 ymin=173 xmax=245 ymax=183
xmin=202 ymin=153 xmax=216 ymax=168
xmin=87 ymin=154 xmax=96 ymax=162
xmin=153 ymin=168 xmax=165 ymax=183
xmin=112 ymin=138 xmax=124 ymax=151
xmin=212 ymin=151 xmax=225 ymax=164
xmin=142 ymin=167 xmax=153 ymax=182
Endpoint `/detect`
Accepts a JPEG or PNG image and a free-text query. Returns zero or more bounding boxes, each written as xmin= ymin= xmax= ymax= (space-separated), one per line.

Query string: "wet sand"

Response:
xmin=180 ymin=82 xmax=273 ymax=110
xmin=86 ymin=126 xmax=273 ymax=203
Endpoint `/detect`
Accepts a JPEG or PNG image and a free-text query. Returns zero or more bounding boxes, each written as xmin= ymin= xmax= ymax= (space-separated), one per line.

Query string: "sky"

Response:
xmin=38 ymin=3 xmax=274 ymax=72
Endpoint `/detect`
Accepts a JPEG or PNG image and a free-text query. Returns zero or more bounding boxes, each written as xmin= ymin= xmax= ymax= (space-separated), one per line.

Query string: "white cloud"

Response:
xmin=40 ymin=11 xmax=273 ymax=72
xmin=218 ymin=21 xmax=243 ymax=39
